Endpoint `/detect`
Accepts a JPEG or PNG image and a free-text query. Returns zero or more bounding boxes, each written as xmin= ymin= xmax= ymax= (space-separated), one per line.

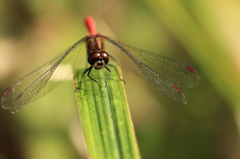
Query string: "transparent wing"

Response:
xmin=1 ymin=37 xmax=88 ymax=113
xmin=103 ymin=36 xmax=199 ymax=103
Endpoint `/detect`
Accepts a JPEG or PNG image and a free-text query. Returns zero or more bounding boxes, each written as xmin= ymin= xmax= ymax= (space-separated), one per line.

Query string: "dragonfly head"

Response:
xmin=88 ymin=51 xmax=109 ymax=69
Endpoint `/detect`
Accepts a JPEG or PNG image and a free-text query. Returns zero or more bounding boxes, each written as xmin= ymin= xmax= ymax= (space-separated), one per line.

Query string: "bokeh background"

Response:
xmin=0 ymin=0 xmax=240 ymax=159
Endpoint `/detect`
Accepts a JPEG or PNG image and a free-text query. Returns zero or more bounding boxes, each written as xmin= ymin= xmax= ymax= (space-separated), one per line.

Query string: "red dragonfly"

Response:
xmin=1 ymin=16 xmax=200 ymax=113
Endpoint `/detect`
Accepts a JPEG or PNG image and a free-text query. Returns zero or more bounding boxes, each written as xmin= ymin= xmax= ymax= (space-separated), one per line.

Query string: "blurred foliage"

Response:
xmin=0 ymin=0 xmax=240 ymax=159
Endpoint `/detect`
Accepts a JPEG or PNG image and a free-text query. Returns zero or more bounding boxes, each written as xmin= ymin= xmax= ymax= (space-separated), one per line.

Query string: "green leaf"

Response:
xmin=74 ymin=65 xmax=141 ymax=159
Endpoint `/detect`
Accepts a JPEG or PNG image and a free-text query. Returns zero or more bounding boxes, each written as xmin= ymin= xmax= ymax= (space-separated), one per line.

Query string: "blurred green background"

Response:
xmin=0 ymin=0 xmax=240 ymax=159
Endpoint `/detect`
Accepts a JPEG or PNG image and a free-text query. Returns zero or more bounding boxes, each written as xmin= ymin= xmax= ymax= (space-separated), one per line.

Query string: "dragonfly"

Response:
xmin=1 ymin=16 xmax=200 ymax=114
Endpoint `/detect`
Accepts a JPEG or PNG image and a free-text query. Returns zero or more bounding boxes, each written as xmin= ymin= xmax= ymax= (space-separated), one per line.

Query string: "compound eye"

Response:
xmin=88 ymin=51 xmax=100 ymax=65
xmin=100 ymin=51 xmax=109 ymax=64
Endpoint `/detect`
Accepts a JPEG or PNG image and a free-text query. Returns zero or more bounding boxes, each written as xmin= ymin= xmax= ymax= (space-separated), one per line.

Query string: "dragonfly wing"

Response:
xmin=103 ymin=36 xmax=199 ymax=88
xmin=1 ymin=37 xmax=87 ymax=113
xmin=139 ymin=61 xmax=187 ymax=103
xmin=103 ymin=36 xmax=199 ymax=103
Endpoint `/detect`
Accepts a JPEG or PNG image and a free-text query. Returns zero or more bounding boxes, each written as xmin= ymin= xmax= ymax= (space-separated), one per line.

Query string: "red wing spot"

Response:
xmin=15 ymin=93 xmax=23 ymax=101
xmin=186 ymin=66 xmax=196 ymax=73
xmin=172 ymin=85 xmax=182 ymax=92
xmin=3 ymin=87 xmax=12 ymax=96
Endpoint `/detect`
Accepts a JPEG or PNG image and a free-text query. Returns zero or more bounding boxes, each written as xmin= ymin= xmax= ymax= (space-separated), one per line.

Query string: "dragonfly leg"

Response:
xmin=104 ymin=66 xmax=111 ymax=87
xmin=86 ymin=66 xmax=102 ymax=87
xmin=107 ymin=64 xmax=126 ymax=84
xmin=77 ymin=66 xmax=103 ymax=89
xmin=76 ymin=66 xmax=91 ymax=89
